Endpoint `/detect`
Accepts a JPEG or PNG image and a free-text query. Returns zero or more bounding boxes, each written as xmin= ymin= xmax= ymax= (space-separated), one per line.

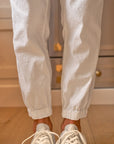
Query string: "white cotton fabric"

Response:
xmin=9 ymin=0 xmax=104 ymax=120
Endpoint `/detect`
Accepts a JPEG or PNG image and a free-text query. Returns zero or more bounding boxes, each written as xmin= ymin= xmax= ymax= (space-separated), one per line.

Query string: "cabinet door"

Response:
xmin=48 ymin=0 xmax=114 ymax=57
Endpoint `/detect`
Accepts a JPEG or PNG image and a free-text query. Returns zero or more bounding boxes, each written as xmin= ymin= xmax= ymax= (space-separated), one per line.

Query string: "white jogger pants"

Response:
xmin=9 ymin=0 xmax=104 ymax=120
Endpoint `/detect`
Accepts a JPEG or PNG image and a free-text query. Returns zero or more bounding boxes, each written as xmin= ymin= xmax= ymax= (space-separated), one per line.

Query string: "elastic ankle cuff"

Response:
xmin=62 ymin=109 xmax=88 ymax=120
xmin=27 ymin=107 xmax=52 ymax=119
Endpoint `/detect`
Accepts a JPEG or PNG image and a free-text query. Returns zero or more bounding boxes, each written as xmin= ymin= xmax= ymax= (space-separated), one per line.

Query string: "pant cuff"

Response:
xmin=62 ymin=109 xmax=88 ymax=120
xmin=27 ymin=107 xmax=52 ymax=119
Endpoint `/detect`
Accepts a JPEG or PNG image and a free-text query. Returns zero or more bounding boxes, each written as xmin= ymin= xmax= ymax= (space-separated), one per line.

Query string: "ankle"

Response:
xmin=33 ymin=117 xmax=53 ymax=132
xmin=61 ymin=118 xmax=81 ymax=132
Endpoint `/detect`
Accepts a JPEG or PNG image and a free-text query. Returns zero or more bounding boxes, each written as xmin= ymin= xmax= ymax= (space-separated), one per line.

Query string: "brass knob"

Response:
xmin=96 ymin=70 xmax=102 ymax=77
xmin=54 ymin=42 xmax=62 ymax=52
xmin=56 ymin=64 xmax=62 ymax=72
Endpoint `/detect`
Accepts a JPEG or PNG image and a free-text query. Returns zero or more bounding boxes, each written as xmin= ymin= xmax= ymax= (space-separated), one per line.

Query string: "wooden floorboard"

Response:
xmin=0 ymin=105 xmax=114 ymax=144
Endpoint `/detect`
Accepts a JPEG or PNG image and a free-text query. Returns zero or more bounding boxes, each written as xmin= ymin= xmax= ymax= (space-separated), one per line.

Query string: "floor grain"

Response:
xmin=0 ymin=105 xmax=114 ymax=144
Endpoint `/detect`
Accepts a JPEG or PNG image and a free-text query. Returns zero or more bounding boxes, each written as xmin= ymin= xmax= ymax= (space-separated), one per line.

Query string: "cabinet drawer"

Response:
xmin=95 ymin=57 xmax=114 ymax=88
xmin=51 ymin=58 xmax=62 ymax=89
xmin=48 ymin=0 xmax=63 ymax=57
xmin=0 ymin=31 xmax=15 ymax=65
xmin=48 ymin=0 xmax=114 ymax=57
xmin=51 ymin=57 xmax=114 ymax=89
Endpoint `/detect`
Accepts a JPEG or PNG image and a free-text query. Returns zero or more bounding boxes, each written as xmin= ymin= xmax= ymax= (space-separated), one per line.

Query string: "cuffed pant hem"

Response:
xmin=62 ymin=109 xmax=88 ymax=120
xmin=27 ymin=107 xmax=52 ymax=120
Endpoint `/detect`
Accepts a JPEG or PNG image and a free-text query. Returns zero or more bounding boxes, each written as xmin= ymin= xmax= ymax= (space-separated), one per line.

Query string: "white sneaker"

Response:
xmin=21 ymin=123 xmax=59 ymax=144
xmin=56 ymin=124 xmax=87 ymax=144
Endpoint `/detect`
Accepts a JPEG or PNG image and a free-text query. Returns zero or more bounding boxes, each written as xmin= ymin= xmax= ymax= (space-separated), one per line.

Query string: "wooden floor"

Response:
xmin=0 ymin=105 xmax=114 ymax=144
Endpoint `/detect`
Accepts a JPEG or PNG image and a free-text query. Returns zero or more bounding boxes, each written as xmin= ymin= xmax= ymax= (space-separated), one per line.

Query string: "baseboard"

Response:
xmin=0 ymin=85 xmax=114 ymax=107
xmin=52 ymin=88 xmax=114 ymax=106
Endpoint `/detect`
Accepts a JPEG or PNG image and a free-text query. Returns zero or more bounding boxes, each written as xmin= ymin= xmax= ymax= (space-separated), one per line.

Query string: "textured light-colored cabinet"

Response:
xmin=0 ymin=0 xmax=114 ymax=106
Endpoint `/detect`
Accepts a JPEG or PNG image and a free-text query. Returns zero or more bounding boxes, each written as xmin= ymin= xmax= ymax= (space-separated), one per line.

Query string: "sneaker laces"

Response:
xmin=56 ymin=130 xmax=87 ymax=144
xmin=21 ymin=130 xmax=60 ymax=144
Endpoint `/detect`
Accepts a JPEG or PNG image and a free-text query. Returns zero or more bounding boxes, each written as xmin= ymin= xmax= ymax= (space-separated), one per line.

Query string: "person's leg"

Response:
xmin=60 ymin=0 xmax=104 ymax=132
xmin=9 ymin=0 xmax=52 ymax=131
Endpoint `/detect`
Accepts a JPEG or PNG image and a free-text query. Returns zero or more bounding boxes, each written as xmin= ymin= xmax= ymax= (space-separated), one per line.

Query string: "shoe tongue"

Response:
xmin=64 ymin=124 xmax=78 ymax=131
xmin=36 ymin=123 xmax=50 ymax=131
xmin=60 ymin=124 xmax=78 ymax=138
